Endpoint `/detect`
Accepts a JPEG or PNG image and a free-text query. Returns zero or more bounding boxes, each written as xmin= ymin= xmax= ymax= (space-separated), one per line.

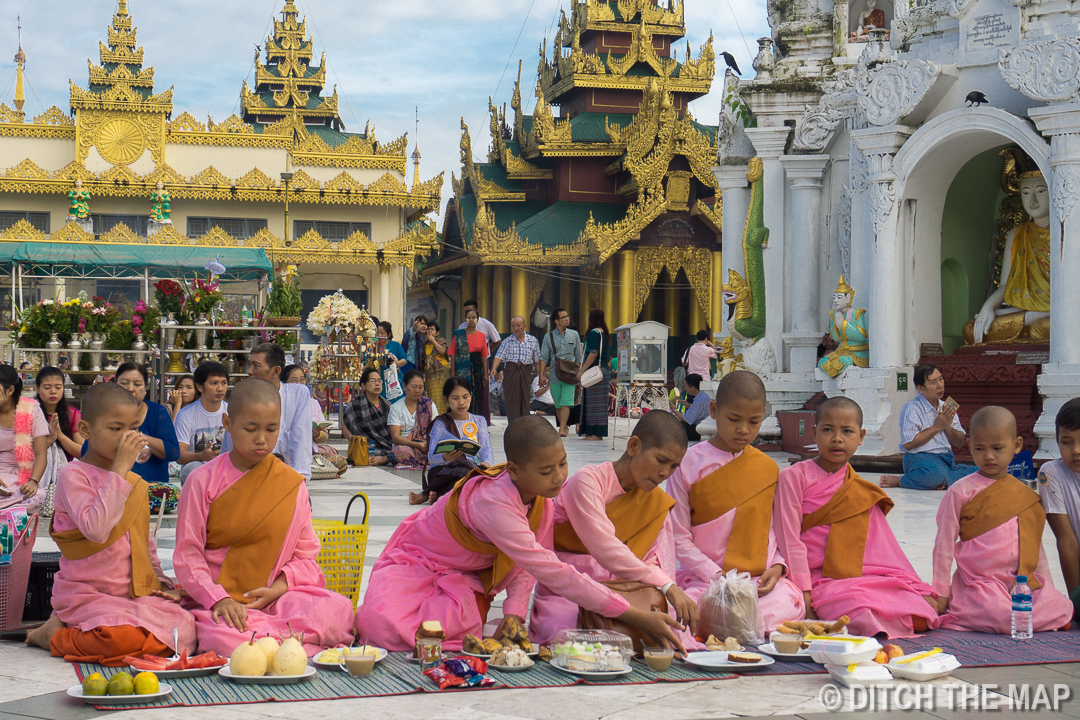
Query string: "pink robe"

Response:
xmin=50 ymin=461 xmax=196 ymax=653
xmin=933 ymin=472 xmax=1072 ymax=633
xmin=174 ymin=453 xmax=354 ymax=656
xmin=669 ymin=443 xmax=804 ymax=630
xmin=775 ymin=459 xmax=936 ymax=638
xmin=355 ymin=470 xmax=630 ymax=651
xmin=530 ymin=462 xmax=700 ymax=648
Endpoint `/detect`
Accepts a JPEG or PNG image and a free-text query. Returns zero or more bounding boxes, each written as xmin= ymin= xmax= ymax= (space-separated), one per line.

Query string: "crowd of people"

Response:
xmin=8 ymin=303 xmax=1080 ymax=673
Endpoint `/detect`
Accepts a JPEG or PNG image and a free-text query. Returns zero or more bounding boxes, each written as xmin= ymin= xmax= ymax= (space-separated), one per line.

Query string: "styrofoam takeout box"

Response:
xmin=806 ymin=635 xmax=882 ymax=665
xmin=825 ymin=661 xmax=894 ymax=687
xmin=887 ymin=651 xmax=961 ymax=681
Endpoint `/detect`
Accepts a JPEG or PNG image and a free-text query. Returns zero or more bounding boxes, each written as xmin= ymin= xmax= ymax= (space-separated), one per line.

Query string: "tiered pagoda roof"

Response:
xmin=433 ymin=0 xmax=720 ymax=272
xmin=241 ymin=1 xmax=341 ymax=129
xmin=69 ymin=0 xmax=173 ymax=114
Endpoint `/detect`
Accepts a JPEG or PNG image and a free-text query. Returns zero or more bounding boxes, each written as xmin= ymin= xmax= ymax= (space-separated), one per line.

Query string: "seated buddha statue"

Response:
xmin=818 ymin=275 xmax=869 ymax=378
xmin=963 ymin=171 xmax=1051 ymax=344
xmin=850 ymin=0 xmax=890 ymax=42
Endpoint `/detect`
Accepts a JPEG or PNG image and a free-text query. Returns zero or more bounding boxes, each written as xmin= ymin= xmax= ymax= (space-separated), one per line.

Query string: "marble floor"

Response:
xmin=2 ymin=416 xmax=1078 ymax=719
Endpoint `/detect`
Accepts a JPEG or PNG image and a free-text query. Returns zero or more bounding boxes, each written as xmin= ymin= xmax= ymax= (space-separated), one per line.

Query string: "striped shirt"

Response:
xmin=898 ymin=394 xmax=965 ymax=454
xmin=495 ymin=333 xmax=541 ymax=365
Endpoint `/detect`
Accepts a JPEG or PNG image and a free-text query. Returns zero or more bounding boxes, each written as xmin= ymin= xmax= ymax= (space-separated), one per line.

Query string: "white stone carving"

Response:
xmin=865 ymin=152 xmax=897 ymax=236
xmin=946 ymin=0 xmax=977 ymax=19
xmin=1000 ymin=38 xmax=1080 ymax=104
xmin=793 ymin=70 xmax=861 ymax=152
xmin=738 ymin=336 xmax=779 ymax=375
xmin=1052 ymin=161 xmax=1080 ymax=225
xmin=851 ymin=141 xmax=870 ymax=193
xmin=856 ymin=59 xmax=942 ymax=126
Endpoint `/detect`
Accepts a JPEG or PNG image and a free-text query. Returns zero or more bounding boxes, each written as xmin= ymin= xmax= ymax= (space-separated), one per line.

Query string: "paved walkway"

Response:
xmin=2 ymin=417 xmax=1078 ymax=719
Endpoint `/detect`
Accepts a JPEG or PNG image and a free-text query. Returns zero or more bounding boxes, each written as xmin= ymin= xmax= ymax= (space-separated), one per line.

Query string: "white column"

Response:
xmin=713 ymin=164 xmax=750 ymax=339
xmin=378 ymin=267 xmax=391 ymax=322
xmin=744 ymin=127 xmax=791 ymax=365
xmin=851 ymin=126 xmax=913 ymax=369
xmin=1027 ymin=103 xmax=1080 ymax=454
xmin=779 ymin=154 xmax=830 ymax=373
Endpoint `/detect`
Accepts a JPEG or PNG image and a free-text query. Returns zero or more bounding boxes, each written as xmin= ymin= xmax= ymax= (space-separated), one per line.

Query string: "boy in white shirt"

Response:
xmin=176 ymin=361 xmax=229 ymax=486
xmin=1039 ymin=397 xmax=1080 ymax=618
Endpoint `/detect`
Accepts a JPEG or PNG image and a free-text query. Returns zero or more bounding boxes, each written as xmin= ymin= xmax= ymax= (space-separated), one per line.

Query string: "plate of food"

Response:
xmin=756 ymin=642 xmax=813 ymax=661
xmin=125 ymin=651 xmax=228 ymax=678
xmin=312 ymin=646 xmax=387 ymax=669
xmin=487 ymin=646 xmax=535 ymax=672
xmin=67 ymin=685 xmax=173 ymax=705
xmin=683 ymin=651 xmax=776 ymax=671
xmin=218 ymin=665 xmax=317 ymax=684
xmin=773 ymin=617 xmax=850 ymax=638
xmin=703 ymin=635 xmax=744 ymax=652
xmin=461 ymin=623 xmax=537 ymax=658
xmin=548 ymin=664 xmax=633 ymax=678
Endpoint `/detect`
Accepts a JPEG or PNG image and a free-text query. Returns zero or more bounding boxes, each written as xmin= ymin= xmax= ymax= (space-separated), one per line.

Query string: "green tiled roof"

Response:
xmin=569 ymin=113 xmax=633 ymax=142
xmin=691 ymin=120 xmax=718 ymax=144
xmin=475 ymin=163 xmax=524 ymax=192
xmin=513 ymin=201 xmax=626 ymax=248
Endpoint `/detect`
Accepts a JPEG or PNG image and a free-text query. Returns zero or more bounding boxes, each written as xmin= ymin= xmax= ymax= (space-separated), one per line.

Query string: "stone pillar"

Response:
xmin=617 ymin=250 xmax=636 ymax=328
xmin=690 ymin=293 xmax=708 ymax=337
xmin=1026 ymin=103 xmax=1080 ymax=454
xmin=378 ymin=267 xmax=391 ymax=324
xmin=510 ymin=267 xmax=530 ymax=324
xmin=744 ymin=127 xmax=790 ymax=366
xmin=600 ymin=260 xmax=616 ymax=329
xmin=779 ymin=154 xmax=831 ymax=373
xmin=712 ymin=165 xmax=750 ymax=338
xmin=851 ymin=126 xmax=913 ymax=369
xmin=477 ymin=266 xmax=493 ymax=320
xmin=710 ymin=250 xmax=724 ymax=336
xmin=665 ymin=286 xmax=680 ymax=336
xmin=492 ymin=266 xmax=510 ymax=330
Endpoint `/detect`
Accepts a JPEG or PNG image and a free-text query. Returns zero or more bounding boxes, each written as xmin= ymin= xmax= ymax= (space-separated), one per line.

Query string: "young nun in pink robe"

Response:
xmin=174 ymin=379 xmax=354 ymax=656
xmin=932 ymin=406 xmax=1072 ymax=633
xmin=531 ymin=411 xmax=700 ymax=647
xmin=356 ymin=417 xmax=686 ymax=653
xmin=670 ymin=442 xmax=805 ymax=629
xmin=775 ymin=397 xmax=937 ymax=638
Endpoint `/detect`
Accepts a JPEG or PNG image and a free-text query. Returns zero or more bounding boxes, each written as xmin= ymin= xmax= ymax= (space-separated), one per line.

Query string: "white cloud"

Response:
xmin=0 ymin=0 xmax=770 ymax=217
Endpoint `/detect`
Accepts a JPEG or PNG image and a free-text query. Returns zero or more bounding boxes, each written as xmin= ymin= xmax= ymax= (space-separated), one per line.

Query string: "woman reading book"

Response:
xmin=413 ymin=377 xmax=493 ymax=505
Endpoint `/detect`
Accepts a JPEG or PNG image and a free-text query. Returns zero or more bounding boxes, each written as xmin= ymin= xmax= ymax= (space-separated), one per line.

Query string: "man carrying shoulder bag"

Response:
xmin=538 ymin=307 xmax=582 ymax=438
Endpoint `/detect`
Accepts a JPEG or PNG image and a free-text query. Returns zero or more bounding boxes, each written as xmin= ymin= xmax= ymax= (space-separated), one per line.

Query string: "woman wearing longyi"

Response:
xmin=355 ymin=416 xmax=686 ymax=654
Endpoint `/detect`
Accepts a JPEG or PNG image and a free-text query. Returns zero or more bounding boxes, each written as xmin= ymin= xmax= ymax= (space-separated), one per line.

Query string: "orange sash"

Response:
xmin=800 ymin=464 xmax=893 ymax=579
xmin=206 ymin=455 xmax=304 ymax=602
xmin=959 ymin=475 xmax=1045 ymax=590
xmin=51 ymin=625 xmax=169 ymax=668
xmin=553 ymin=486 xmax=675 ymax=561
xmin=51 ymin=471 xmax=160 ymax=598
xmin=688 ymin=446 xmax=778 ymax=576
xmin=444 ymin=464 xmax=546 ymax=594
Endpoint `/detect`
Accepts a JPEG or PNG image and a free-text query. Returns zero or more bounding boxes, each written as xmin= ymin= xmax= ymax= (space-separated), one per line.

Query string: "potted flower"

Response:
xmin=266 ymin=265 xmax=303 ymax=327
xmin=183 ymin=274 xmax=223 ymax=317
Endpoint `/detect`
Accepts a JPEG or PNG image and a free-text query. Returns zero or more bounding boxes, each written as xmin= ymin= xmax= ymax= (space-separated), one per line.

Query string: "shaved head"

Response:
xmin=970 ymin=405 xmax=1017 ymax=439
xmin=715 ymin=370 xmax=767 ymax=410
xmin=82 ymin=382 xmax=138 ymax=422
xmin=227 ymin=377 xmax=281 ymax=420
xmin=632 ymin=409 xmax=689 ymax=452
xmin=816 ymin=396 xmax=863 ymax=427
xmin=505 ymin=416 xmax=562 ymax=465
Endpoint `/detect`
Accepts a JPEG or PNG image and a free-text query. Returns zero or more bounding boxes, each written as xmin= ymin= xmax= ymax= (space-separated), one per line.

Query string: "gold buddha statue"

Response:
xmin=963 ymin=170 xmax=1050 ymax=344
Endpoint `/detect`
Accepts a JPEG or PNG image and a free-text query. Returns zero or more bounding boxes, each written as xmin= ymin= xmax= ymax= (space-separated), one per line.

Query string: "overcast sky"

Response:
xmin=0 ymin=0 xmax=769 ymax=217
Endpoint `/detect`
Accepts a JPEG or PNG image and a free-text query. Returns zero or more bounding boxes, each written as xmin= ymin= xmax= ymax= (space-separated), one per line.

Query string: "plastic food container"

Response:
xmin=805 ymin=635 xmax=882 ymax=665
xmin=826 ymin=661 xmax=894 ymax=687
xmin=887 ymin=649 xmax=961 ymax=681
xmin=549 ymin=629 xmax=634 ymax=672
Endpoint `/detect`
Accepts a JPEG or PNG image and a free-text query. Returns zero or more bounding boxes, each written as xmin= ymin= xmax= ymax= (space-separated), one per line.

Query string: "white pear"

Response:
xmin=230 ymin=635 xmax=268 ymax=677
xmin=272 ymin=636 xmax=307 ymax=676
xmin=254 ymin=635 xmax=280 ymax=667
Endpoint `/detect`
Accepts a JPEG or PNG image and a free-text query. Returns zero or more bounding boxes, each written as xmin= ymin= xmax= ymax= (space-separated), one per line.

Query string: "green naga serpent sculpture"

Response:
xmin=722 ymin=157 xmax=776 ymax=373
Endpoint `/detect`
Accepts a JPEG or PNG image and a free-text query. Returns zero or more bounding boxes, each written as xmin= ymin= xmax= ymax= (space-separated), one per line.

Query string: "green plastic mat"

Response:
xmin=74 ymin=653 xmax=735 ymax=709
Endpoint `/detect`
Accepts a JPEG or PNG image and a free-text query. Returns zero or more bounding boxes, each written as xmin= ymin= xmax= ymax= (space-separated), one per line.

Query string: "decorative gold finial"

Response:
xmin=834 ymin=274 xmax=854 ymax=296
xmin=117 ymin=0 xmax=128 ymax=16
xmin=13 ymin=15 xmax=24 ymax=113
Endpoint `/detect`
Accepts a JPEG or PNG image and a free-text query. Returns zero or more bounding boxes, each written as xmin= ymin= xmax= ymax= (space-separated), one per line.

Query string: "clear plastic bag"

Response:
xmin=696 ymin=569 xmax=766 ymax=645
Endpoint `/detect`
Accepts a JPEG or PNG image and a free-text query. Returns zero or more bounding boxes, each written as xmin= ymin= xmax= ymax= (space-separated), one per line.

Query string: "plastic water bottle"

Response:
xmin=241 ymin=305 xmax=252 ymax=327
xmin=1011 ymin=575 xmax=1033 ymax=640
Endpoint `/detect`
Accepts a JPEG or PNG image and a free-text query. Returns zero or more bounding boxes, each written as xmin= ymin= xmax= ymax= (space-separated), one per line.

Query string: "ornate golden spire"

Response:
xmin=13 ymin=16 xmax=25 ymax=114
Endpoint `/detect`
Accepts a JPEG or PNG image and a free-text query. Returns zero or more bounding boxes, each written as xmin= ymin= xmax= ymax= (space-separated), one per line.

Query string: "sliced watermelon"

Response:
xmin=165 ymin=649 xmax=189 ymax=671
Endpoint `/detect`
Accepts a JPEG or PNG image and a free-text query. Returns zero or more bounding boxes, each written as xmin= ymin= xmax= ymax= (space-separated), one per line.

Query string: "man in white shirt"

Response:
xmin=176 ymin=360 xmax=229 ymax=486
xmin=458 ymin=299 xmax=501 ymax=356
xmin=221 ymin=342 xmax=312 ymax=480
xmin=881 ymin=363 xmax=975 ymax=489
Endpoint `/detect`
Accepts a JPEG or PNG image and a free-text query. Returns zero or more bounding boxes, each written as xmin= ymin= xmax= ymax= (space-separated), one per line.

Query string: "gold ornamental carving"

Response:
xmin=632 ymin=246 xmax=713 ymax=322
xmin=96 ymin=118 xmax=146 ymax=165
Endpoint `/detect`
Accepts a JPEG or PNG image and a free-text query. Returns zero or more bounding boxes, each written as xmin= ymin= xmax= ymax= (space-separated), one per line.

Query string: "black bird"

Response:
xmin=966 ymin=91 xmax=988 ymax=107
xmin=720 ymin=51 xmax=742 ymax=76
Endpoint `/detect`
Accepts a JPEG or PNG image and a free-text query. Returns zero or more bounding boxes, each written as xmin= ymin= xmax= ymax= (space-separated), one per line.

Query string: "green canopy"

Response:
xmin=1 ymin=242 xmax=273 ymax=281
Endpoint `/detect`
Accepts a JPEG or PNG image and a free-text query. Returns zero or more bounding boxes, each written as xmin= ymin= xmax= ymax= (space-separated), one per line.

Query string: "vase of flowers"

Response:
xmin=66 ymin=334 xmax=83 ymax=373
xmin=153 ymin=279 xmax=185 ymax=318
xmin=183 ymin=274 xmax=223 ymax=319
xmin=266 ymin=265 xmax=303 ymax=326
xmin=194 ymin=313 xmax=211 ymax=350
xmin=87 ymin=332 xmax=104 ymax=372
